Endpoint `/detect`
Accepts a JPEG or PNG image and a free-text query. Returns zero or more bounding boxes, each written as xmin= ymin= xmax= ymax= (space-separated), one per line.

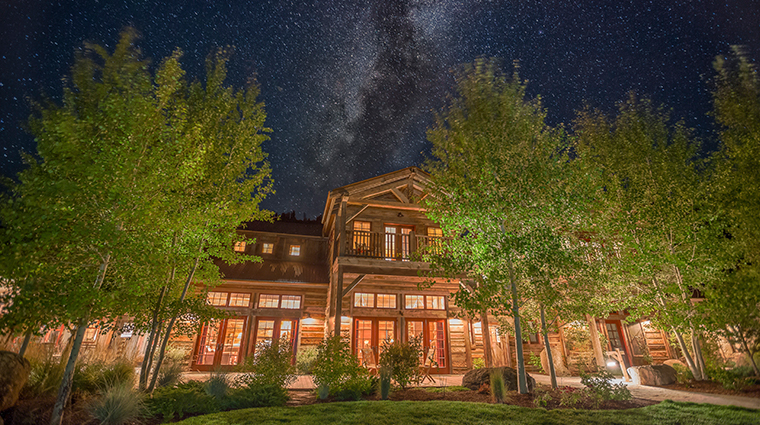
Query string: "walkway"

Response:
xmin=181 ymin=372 xmax=760 ymax=410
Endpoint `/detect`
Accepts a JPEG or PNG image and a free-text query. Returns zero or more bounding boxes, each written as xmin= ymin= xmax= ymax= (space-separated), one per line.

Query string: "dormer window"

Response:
xmin=234 ymin=241 xmax=247 ymax=252
xmin=262 ymin=242 xmax=274 ymax=254
xmin=289 ymin=245 xmax=301 ymax=256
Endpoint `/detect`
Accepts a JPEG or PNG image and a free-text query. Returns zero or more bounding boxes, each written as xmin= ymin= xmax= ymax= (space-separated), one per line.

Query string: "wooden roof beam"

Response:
xmin=342 ymin=274 xmax=366 ymax=297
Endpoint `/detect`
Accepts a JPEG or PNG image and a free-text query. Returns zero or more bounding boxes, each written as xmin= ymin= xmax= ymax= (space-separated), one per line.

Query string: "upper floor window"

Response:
xmin=289 ymin=245 xmax=301 ymax=256
xmin=353 ymin=292 xmax=397 ymax=309
xmin=234 ymin=241 xmax=247 ymax=252
xmin=353 ymin=221 xmax=371 ymax=232
xmin=405 ymin=294 xmax=446 ymax=310
xmin=258 ymin=294 xmax=302 ymax=309
xmin=427 ymin=227 xmax=443 ymax=237
xmin=262 ymin=242 xmax=274 ymax=254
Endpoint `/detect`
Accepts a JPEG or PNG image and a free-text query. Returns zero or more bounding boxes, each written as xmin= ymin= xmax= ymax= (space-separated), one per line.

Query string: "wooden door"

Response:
xmin=354 ymin=318 xmax=396 ymax=367
xmin=253 ymin=317 xmax=299 ymax=362
xmin=406 ymin=319 xmax=449 ymax=373
xmin=193 ymin=317 xmax=247 ymax=370
xmin=384 ymin=225 xmax=414 ymax=260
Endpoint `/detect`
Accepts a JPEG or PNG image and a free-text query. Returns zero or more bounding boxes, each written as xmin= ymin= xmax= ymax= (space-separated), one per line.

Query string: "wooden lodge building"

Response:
xmin=182 ymin=167 xmax=680 ymax=374
xmin=14 ymin=167 xmax=686 ymax=375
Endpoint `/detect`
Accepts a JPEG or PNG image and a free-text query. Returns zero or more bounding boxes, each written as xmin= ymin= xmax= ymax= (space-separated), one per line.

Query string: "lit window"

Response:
xmin=405 ymin=295 xmax=424 ymax=309
xmin=208 ymin=292 xmax=228 ymax=306
xmin=83 ymin=326 xmax=99 ymax=343
xmin=258 ymin=294 xmax=280 ymax=308
xmin=377 ymin=294 xmax=396 ymax=309
xmin=426 ymin=295 xmax=446 ymax=310
xmin=427 ymin=227 xmax=443 ymax=237
xmin=354 ymin=293 xmax=374 ymax=308
xmin=289 ymin=245 xmax=301 ymax=256
xmin=262 ymin=243 xmax=273 ymax=254
xmin=229 ymin=293 xmax=251 ymax=307
xmin=353 ymin=221 xmax=371 ymax=231
xmin=281 ymin=295 xmax=301 ymax=309
xmin=234 ymin=241 xmax=247 ymax=252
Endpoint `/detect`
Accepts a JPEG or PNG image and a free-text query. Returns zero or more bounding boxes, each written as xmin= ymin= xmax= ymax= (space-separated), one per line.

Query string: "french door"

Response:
xmin=253 ymin=318 xmax=299 ymax=361
xmin=384 ymin=225 xmax=414 ymax=260
xmin=406 ymin=319 xmax=448 ymax=373
xmin=354 ymin=318 xmax=396 ymax=367
xmin=193 ymin=317 xmax=247 ymax=370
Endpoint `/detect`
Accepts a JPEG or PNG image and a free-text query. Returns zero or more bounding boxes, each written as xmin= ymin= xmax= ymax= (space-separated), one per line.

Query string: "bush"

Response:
xmin=557 ymin=386 xmax=584 ymax=407
xmin=296 ymin=346 xmax=318 ymax=374
xmin=489 ymin=370 xmax=506 ymax=403
xmin=672 ymin=363 xmax=693 ymax=384
xmin=147 ymin=382 xmax=218 ymax=421
xmin=235 ymin=339 xmax=296 ymax=389
xmin=708 ymin=364 xmax=756 ymax=390
xmin=379 ymin=366 xmax=391 ymax=400
xmin=472 ymin=358 xmax=485 ymax=370
xmin=312 ymin=335 xmax=372 ymax=398
xmin=157 ymin=347 xmax=187 ymax=388
xmin=74 ymin=359 xmax=135 ymax=395
xmin=221 ymin=384 xmax=289 ymax=410
xmin=22 ymin=354 xmax=65 ymax=398
xmin=528 ymin=352 xmax=545 ymax=373
xmin=87 ymin=383 xmax=144 ymax=425
xmin=580 ymin=370 xmax=631 ymax=406
xmin=378 ymin=336 xmax=422 ymax=389
xmin=204 ymin=371 xmax=230 ymax=400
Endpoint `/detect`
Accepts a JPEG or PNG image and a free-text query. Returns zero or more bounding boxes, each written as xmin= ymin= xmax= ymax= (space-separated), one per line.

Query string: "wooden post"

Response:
xmin=463 ymin=317 xmax=473 ymax=369
xmin=333 ymin=266 xmax=344 ymax=337
xmin=480 ymin=311 xmax=493 ymax=367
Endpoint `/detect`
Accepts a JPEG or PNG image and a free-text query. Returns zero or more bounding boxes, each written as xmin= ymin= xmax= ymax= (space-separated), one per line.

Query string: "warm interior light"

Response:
xmin=449 ymin=318 xmax=463 ymax=325
xmin=302 ymin=318 xmax=318 ymax=326
xmin=607 ymin=360 xmax=617 ymax=367
xmin=341 ymin=316 xmax=351 ymax=323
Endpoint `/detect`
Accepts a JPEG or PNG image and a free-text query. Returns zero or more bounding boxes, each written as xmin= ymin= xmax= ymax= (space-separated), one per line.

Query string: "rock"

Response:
xmin=462 ymin=367 xmax=536 ymax=393
xmin=663 ymin=359 xmax=687 ymax=369
xmin=0 ymin=351 xmax=31 ymax=412
xmin=627 ymin=364 xmax=677 ymax=386
xmin=540 ymin=345 xmax=570 ymax=377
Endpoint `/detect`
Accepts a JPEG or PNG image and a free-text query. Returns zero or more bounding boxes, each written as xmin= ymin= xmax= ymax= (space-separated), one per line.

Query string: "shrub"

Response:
xmin=708 ymin=364 xmax=756 ymax=390
xmin=528 ymin=352 xmax=545 ymax=373
xmin=379 ymin=366 xmax=391 ymax=400
xmin=312 ymin=335 xmax=372 ymax=398
xmin=489 ymin=370 xmax=506 ymax=403
xmin=87 ymin=383 xmax=144 ymax=425
xmin=533 ymin=389 xmax=553 ymax=408
xmin=472 ymin=358 xmax=485 ymax=370
xmin=378 ymin=336 xmax=422 ymax=389
xmin=157 ymin=347 xmax=187 ymax=388
xmin=221 ymin=384 xmax=289 ymax=410
xmin=296 ymin=346 xmax=318 ymax=374
xmin=580 ymin=370 xmax=631 ymax=406
xmin=22 ymin=353 xmax=65 ymax=398
xmin=204 ymin=371 xmax=230 ymax=400
xmin=557 ymin=386 xmax=584 ymax=407
xmin=147 ymin=382 xmax=218 ymax=421
xmin=236 ymin=339 xmax=296 ymax=389
xmin=672 ymin=363 xmax=693 ymax=384
xmin=75 ymin=359 xmax=135 ymax=394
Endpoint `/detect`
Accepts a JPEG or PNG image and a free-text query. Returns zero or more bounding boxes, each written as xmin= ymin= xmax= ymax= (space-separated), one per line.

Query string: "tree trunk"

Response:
xmin=586 ymin=314 xmax=605 ymax=370
xmin=733 ymin=326 xmax=760 ymax=376
xmin=50 ymin=255 xmax=110 ymax=425
xmin=139 ymin=286 xmax=168 ymax=390
xmin=672 ymin=328 xmax=702 ymax=380
xmin=691 ymin=329 xmax=708 ymax=380
xmin=148 ymin=252 xmax=202 ymax=393
xmin=540 ymin=305 xmax=557 ymax=389
xmin=18 ymin=330 xmax=32 ymax=357
xmin=480 ymin=311 xmax=494 ymax=367
xmin=507 ymin=257 xmax=528 ymax=394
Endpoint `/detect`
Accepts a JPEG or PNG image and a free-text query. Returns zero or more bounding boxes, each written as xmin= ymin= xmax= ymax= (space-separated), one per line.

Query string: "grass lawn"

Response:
xmin=175 ymin=400 xmax=760 ymax=425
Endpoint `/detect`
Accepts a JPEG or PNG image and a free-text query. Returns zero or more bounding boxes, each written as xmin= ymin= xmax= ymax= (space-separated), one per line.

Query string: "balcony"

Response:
xmin=344 ymin=230 xmax=446 ymax=261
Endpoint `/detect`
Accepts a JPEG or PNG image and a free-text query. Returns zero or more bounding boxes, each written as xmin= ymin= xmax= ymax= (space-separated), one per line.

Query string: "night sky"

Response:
xmin=1 ymin=1 xmax=758 ymax=217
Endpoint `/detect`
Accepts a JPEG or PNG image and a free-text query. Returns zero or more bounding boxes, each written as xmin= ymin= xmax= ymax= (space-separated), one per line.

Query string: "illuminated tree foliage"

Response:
xmin=573 ymin=93 xmax=714 ymax=380
xmin=0 ymin=29 xmax=272 ymax=425
xmin=424 ymin=59 xmax=596 ymax=393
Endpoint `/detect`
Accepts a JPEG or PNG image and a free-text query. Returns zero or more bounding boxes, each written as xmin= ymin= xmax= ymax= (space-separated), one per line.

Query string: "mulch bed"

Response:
xmin=657 ymin=380 xmax=760 ymax=399
xmin=288 ymin=384 xmax=656 ymax=410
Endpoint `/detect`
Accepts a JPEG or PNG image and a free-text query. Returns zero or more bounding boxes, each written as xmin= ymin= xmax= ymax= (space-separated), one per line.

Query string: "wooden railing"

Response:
xmin=344 ymin=230 xmax=447 ymax=260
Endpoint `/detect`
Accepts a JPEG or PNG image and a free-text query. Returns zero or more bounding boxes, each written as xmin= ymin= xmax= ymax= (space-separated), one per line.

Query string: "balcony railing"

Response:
xmin=344 ymin=230 xmax=447 ymax=260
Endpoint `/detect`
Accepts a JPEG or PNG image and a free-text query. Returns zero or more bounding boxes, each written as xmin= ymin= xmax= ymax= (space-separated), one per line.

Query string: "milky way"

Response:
xmin=1 ymin=1 xmax=758 ymax=216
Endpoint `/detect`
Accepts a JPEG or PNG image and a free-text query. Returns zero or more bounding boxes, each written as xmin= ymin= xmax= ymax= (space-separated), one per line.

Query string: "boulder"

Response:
xmin=663 ymin=359 xmax=687 ymax=369
xmin=540 ymin=345 xmax=570 ymax=377
xmin=462 ymin=367 xmax=536 ymax=393
xmin=0 ymin=351 xmax=31 ymax=412
xmin=627 ymin=364 xmax=677 ymax=386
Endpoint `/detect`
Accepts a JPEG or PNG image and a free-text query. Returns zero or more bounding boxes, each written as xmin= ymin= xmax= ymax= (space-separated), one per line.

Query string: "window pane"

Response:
xmin=353 ymin=221 xmax=371 ymax=231
xmin=258 ymin=294 xmax=279 ymax=308
xmin=405 ymin=295 xmax=424 ymax=309
xmin=234 ymin=241 xmax=246 ymax=252
xmin=220 ymin=319 xmax=245 ymax=365
xmin=255 ymin=319 xmax=275 ymax=347
xmin=426 ymin=295 xmax=445 ymax=310
xmin=427 ymin=227 xmax=443 ymax=237
xmin=281 ymin=295 xmax=301 ymax=309
xmin=376 ymin=294 xmax=396 ymax=309
xmin=262 ymin=243 xmax=273 ymax=254
xmin=208 ymin=292 xmax=228 ymax=306
xmin=229 ymin=293 xmax=251 ymax=307
xmin=354 ymin=293 xmax=374 ymax=308
xmin=197 ymin=322 xmax=220 ymax=365
xmin=289 ymin=245 xmax=301 ymax=256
